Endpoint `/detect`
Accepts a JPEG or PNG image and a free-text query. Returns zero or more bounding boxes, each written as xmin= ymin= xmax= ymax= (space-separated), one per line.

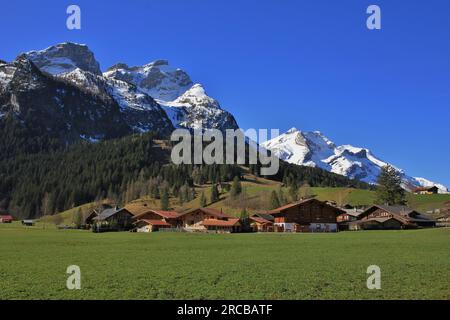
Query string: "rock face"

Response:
xmin=6 ymin=42 xmax=239 ymax=137
xmin=262 ymin=127 xmax=448 ymax=193
xmin=24 ymin=43 xmax=102 ymax=75
xmin=0 ymin=56 xmax=131 ymax=144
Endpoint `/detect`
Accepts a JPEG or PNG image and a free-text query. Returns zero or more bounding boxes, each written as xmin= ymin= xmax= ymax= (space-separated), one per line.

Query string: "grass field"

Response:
xmin=1 ymin=223 xmax=449 ymax=300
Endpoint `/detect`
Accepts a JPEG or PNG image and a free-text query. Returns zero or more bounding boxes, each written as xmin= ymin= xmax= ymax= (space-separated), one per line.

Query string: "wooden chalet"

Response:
xmin=84 ymin=204 xmax=113 ymax=227
xmin=352 ymin=205 xmax=435 ymax=230
xmin=92 ymin=207 xmax=134 ymax=231
xmin=249 ymin=214 xmax=274 ymax=232
xmin=413 ymin=186 xmax=439 ymax=195
xmin=133 ymin=210 xmax=180 ymax=232
xmin=337 ymin=209 xmax=364 ymax=231
xmin=267 ymin=199 xmax=344 ymax=232
xmin=0 ymin=215 xmax=13 ymax=223
xmin=177 ymin=208 xmax=236 ymax=232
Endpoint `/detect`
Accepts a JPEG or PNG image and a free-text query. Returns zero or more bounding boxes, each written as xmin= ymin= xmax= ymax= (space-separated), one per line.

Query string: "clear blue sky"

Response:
xmin=1 ymin=0 xmax=449 ymax=186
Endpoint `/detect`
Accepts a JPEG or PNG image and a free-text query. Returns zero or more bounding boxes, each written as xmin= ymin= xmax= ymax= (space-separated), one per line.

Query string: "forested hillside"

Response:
xmin=0 ymin=126 xmax=369 ymax=219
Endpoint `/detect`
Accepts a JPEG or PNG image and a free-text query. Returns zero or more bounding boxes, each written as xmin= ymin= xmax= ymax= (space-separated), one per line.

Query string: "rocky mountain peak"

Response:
xmin=24 ymin=42 xmax=101 ymax=75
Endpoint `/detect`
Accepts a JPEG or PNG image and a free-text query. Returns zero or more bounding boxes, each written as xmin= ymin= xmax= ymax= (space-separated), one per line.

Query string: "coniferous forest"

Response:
xmin=0 ymin=116 xmax=369 ymax=219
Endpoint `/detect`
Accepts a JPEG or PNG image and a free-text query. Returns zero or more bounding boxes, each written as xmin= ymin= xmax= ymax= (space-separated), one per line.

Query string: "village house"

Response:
xmin=133 ymin=210 xmax=180 ymax=232
xmin=267 ymin=199 xmax=345 ymax=232
xmin=337 ymin=208 xmax=364 ymax=231
xmin=350 ymin=205 xmax=435 ymax=230
xmin=177 ymin=208 xmax=239 ymax=233
xmin=249 ymin=214 xmax=274 ymax=232
xmin=0 ymin=214 xmax=13 ymax=223
xmin=92 ymin=206 xmax=134 ymax=231
xmin=84 ymin=204 xmax=113 ymax=227
xmin=413 ymin=186 xmax=439 ymax=195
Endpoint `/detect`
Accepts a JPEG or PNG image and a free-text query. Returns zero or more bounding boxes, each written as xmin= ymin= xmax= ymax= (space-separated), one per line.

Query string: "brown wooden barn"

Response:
xmin=267 ymin=199 xmax=344 ymax=232
xmin=354 ymin=205 xmax=435 ymax=230
xmin=413 ymin=186 xmax=439 ymax=194
xmin=92 ymin=207 xmax=134 ymax=231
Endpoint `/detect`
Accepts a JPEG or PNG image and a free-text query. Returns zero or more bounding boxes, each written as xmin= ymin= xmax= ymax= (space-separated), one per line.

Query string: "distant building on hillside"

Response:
xmin=0 ymin=215 xmax=13 ymax=223
xmin=21 ymin=220 xmax=34 ymax=226
xmin=413 ymin=186 xmax=439 ymax=195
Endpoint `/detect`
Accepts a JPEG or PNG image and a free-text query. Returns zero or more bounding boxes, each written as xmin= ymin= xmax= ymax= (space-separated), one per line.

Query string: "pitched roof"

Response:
xmin=137 ymin=219 xmax=172 ymax=227
xmin=341 ymin=209 xmax=364 ymax=218
xmin=267 ymin=199 xmax=345 ymax=215
xmin=413 ymin=186 xmax=439 ymax=192
xmin=250 ymin=216 xmax=273 ymax=225
xmin=94 ymin=207 xmax=132 ymax=221
xmin=361 ymin=217 xmax=402 ymax=224
xmin=360 ymin=205 xmax=434 ymax=224
xmin=368 ymin=205 xmax=417 ymax=216
xmin=254 ymin=213 xmax=274 ymax=221
xmin=179 ymin=207 xmax=233 ymax=219
xmin=134 ymin=210 xmax=179 ymax=220
xmin=202 ymin=218 xmax=240 ymax=227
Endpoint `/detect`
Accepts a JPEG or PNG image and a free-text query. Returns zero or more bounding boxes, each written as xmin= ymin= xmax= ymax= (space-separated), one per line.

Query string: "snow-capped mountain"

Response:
xmin=262 ymin=127 xmax=448 ymax=193
xmin=0 ymin=55 xmax=132 ymax=143
xmin=10 ymin=42 xmax=237 ymax=135
xmin=25 ymin=42 xmax=102 ymax=76
xmin=104 ymin=60 xmax=238 ymax=130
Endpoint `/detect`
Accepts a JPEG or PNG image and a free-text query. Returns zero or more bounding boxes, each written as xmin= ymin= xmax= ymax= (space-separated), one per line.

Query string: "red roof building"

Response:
xmin=0 ymin=215 xmax=13 ymax=223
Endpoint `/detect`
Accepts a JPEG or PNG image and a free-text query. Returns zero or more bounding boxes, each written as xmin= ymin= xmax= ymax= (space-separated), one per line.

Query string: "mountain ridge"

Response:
xmin=262 ymin=127 xmax=448 ymax=193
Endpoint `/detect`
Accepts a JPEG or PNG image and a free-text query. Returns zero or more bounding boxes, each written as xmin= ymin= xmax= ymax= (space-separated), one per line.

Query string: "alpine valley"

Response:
xmin=0 ymin=43 xmax=447 ymax=218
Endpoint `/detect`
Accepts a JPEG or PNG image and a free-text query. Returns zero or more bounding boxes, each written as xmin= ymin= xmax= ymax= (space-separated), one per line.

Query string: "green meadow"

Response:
xmin=0 ymin=222 xmax=449 ymax=300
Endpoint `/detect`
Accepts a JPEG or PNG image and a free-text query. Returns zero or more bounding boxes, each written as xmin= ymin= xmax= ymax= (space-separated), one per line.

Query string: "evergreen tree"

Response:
xmin=230 ymin=176 xmax=242 ymax=198
xmin=73 ymin=208 xmax=83 ymax=228
xmin=160 ymin=188 xmax=169 ymax=210
xmin=210 ymin=185 xmax=219 ymax=203
xmin=270 ymin=191 xmax=280 ymax=209
xmin=277 ymin=186 xmax=286 ymax=205
xmin=376 ymin=165 xmax=406 ymax=205
xmin=288 ymin=184 xmax=298 ymax=202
